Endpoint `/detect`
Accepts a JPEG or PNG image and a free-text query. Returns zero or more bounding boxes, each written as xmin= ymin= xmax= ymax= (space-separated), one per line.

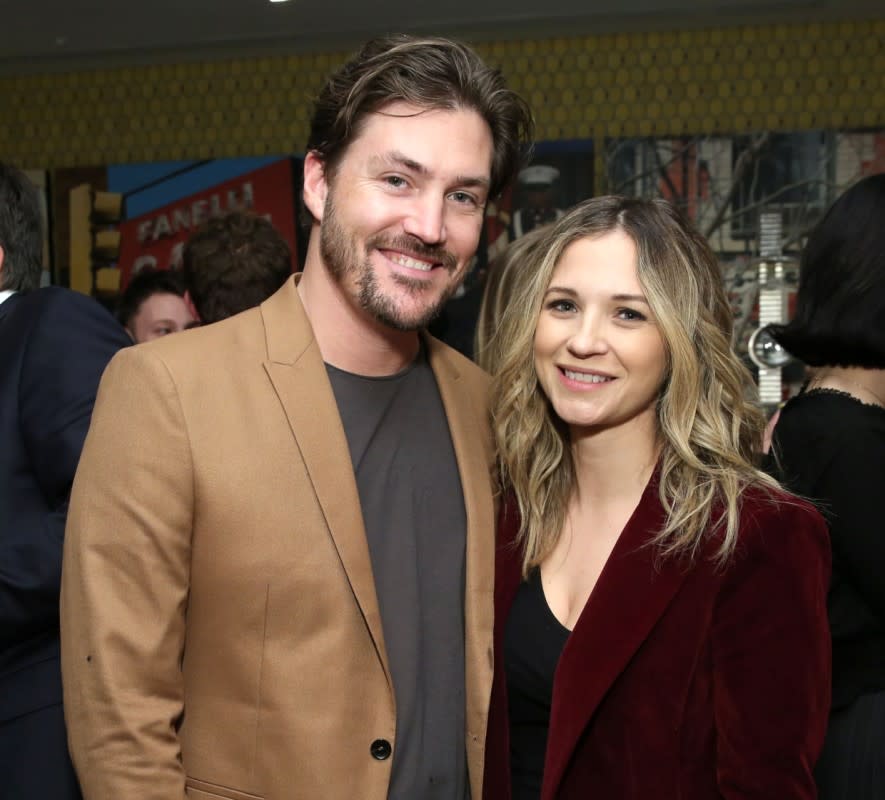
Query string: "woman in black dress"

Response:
xmin=768 ymin=173 xmax=885 ymax=799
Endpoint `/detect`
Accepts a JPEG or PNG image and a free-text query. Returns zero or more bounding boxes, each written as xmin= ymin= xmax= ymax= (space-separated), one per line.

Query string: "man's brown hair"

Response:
xmin=306 ymin=34 xmax=534 ymax=205
xmin=182 ymin=211 xmax=292 ymax=324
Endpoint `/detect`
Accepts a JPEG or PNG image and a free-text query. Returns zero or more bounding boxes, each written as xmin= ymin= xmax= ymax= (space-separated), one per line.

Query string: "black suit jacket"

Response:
xmin=0 ymin=287 xmax=129 ymax=723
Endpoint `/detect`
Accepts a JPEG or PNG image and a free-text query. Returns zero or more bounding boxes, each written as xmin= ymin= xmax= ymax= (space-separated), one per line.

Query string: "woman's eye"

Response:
xmin=548 ymin=299 xmax=576 ymax=313
xmin=617 ymin=307 xmax=646 ymax=322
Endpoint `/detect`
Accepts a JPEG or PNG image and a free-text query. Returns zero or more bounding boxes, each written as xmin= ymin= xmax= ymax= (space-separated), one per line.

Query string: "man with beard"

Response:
xmin=60 ymin=35 xmax=533 ymax=800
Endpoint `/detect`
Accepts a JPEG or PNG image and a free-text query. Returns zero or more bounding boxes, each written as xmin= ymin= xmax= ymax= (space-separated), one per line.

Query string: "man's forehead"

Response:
xmin=345 ymin=103 xmax=493 ymax=176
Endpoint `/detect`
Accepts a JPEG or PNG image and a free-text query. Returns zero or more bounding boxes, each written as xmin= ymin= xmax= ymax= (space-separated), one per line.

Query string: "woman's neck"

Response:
xmin=808 ymin=366 xmax=885 ymax=408
xmin=569 ymin=416 xmax=659 ymax=505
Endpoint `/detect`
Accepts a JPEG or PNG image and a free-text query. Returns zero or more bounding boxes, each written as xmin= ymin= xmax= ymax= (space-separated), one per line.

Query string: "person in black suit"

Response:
xmin=0 ymin=162 xmax=130 ymax=799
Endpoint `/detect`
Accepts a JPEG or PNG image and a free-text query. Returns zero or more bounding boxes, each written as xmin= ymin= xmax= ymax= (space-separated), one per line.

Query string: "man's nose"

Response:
xmin=403 ymin=193 xmax=446 ymax=245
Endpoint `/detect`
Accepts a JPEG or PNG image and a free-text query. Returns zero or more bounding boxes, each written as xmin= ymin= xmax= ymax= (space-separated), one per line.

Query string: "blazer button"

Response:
xmin=370 ymin=739 xmax=392 ymax=760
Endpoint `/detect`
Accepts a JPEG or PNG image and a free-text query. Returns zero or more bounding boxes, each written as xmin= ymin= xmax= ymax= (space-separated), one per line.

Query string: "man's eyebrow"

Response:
xmin=371 ymin=151 xmax=427 ymax=175
xmin=370 ymin=151 xmax=490 ymax=188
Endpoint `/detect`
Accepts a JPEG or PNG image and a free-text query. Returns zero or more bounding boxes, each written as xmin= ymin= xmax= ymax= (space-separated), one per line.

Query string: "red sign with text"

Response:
xmin=118 ymin=159 xmax=299 ymax=287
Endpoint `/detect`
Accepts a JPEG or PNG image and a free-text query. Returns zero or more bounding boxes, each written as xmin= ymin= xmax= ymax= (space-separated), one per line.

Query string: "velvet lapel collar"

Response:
xmin=259 ymin=277 xmax=391 ymax=683
xmin=542 ymin=476 xmax=689 ymax=798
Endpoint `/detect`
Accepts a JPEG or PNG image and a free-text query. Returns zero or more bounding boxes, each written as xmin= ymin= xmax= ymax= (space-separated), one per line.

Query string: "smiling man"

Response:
xmin=60 ymin=35 xmax=532 ymax=800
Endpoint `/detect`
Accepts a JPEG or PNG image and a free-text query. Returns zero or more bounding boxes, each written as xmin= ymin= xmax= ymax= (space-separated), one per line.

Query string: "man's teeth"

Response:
xmin=564 ymin=369 xmax=612 ymax=384
xmin=391 ymin=254 xmax=433 ymax=271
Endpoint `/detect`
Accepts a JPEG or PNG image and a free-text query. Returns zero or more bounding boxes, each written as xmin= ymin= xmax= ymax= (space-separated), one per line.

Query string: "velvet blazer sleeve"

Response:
xmin=711 ymin=497 xmax=831 ymax=797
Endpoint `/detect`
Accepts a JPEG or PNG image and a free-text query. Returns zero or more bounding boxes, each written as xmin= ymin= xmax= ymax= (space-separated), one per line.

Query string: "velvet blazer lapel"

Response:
xmin=541 ymin=477 xmax=691 ymax=798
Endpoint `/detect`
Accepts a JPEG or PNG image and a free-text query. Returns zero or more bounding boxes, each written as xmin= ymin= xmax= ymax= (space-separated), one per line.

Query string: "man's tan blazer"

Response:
xmin=60 ymin=278 xmax=496 ymax=800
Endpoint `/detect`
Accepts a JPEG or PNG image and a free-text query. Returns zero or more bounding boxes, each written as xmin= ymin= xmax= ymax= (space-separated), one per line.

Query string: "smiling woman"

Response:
xmin=484 ymin=195 xmax=833 ymax=800
xmin=532 ymin=230 xmax=667 ymax=447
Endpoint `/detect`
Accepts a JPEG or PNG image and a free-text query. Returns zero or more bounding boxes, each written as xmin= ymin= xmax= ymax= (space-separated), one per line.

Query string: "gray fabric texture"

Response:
xmin=327 ymin=346 xmax=468 ymax=800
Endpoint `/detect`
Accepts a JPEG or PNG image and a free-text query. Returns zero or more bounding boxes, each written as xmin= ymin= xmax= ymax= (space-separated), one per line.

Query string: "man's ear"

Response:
xmin=302 ymin=151 xmax=330 ymax=223
xmin=183 ymin=290 xmax=201 ymax=323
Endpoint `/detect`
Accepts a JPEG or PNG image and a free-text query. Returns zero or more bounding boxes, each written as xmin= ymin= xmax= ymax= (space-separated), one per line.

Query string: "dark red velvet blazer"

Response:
xmin=484 ymin=479 xmax=832 ymax=799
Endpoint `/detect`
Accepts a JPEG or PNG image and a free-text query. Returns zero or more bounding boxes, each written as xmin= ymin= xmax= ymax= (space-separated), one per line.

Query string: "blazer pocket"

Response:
xmin=186 ymin=777 xmax=264 ymax=800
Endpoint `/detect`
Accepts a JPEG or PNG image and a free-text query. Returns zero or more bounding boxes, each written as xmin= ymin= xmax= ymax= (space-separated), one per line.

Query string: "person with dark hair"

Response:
xmin=0 ymin=162 xmax=130 ymax=799
xmin=483 ymin=196 xmax=830 ymax=798
xmin=181 ymin=210 xmax=293 ymax=324
xmin=61 ymin=34 xmax=533 ymax=800
xmin=0 ymin=164 xmax=43 ymax=294
xmin=116 ymin=266 xmax=195 ymax=343
xmin=767 ymin=172 xmax=885 ymax=799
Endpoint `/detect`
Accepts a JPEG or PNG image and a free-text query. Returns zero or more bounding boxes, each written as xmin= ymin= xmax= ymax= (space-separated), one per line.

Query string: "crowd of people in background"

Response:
xmin=1 ymin=31 xmax=883 ymax=800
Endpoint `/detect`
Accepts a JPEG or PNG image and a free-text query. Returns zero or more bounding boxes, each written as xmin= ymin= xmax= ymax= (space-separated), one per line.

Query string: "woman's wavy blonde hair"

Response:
xmin=474 ymin=225 xmax=551 ymax=374
xmin=491 ymin=195 xmax=780 ymax=574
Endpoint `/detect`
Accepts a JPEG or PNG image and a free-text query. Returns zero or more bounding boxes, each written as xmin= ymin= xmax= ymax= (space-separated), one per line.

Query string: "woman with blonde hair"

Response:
xmin=483 ymin=195 xmax=831 ymax=799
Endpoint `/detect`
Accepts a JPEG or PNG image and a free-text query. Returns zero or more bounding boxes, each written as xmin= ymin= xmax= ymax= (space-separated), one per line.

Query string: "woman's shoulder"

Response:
xmin=779 ymin=388 xmax=885 ymax=437
xmin=730 ymin=483 xmax=829 ymax=562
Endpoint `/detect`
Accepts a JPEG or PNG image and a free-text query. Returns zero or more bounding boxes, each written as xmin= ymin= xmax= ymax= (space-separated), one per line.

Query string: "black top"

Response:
xmin=327 ymin=348 xmax=468 ymax=800
xmin=767 ymin=388 xmax=885 ymax=710
xmin=504 ymin=568 xmax=571 ymax=800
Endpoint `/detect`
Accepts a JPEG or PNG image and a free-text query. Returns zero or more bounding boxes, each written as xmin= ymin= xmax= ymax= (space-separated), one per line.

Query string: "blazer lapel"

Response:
xmin=0 ymin=292 xmax=22 ymax=323
xmin=543 ymin=477 xmax=689 ymax=799
xmin=260 ymin=279 xmax=391 ymax=683
xmin=426 ymin=335 xmax=496 ymax=796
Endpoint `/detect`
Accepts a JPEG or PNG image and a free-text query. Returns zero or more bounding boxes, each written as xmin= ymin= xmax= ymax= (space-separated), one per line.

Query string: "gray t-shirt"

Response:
xmin=327 ymin=348 xmax=468 ymax=800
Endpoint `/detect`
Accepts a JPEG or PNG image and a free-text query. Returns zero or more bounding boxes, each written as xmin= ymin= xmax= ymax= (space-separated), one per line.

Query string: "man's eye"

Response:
xmin=385 ymin=176 xmax=407 ymax=188
xmin=450 ymin=191 xmax=477 ymax=206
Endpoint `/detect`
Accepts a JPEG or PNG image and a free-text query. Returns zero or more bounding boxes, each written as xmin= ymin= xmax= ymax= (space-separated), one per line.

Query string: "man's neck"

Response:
xmin=297 ymin=256 xmax=420 ymax=378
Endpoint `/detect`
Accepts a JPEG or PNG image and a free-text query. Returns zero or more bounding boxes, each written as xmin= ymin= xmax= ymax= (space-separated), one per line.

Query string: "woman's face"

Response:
xmin=533 ymin=230 xmax=667 ymax=438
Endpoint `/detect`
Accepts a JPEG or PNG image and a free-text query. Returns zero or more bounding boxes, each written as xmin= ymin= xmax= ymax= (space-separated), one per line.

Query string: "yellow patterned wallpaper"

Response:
xmin=2 ymin=19 xmax=884 ymax=174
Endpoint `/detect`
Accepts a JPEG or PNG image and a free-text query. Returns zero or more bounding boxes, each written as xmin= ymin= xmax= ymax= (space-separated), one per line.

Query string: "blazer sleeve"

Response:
xmin=60 ymin=345 xmax=193 ymax=799
xmin=712 ymin=498 xmax=831 ymax=799
xmin=0 ymin=290 xmax=129 ymax=639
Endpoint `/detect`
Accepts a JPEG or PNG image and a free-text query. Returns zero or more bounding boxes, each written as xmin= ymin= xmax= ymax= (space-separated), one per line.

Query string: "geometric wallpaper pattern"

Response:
xmin=2 ymin=18 xmax=885 ymax=183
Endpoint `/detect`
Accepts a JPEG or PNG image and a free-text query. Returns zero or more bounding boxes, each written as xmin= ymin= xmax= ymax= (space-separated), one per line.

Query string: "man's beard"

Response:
xmin=319 ymin=197 xmax=462 ymax=332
